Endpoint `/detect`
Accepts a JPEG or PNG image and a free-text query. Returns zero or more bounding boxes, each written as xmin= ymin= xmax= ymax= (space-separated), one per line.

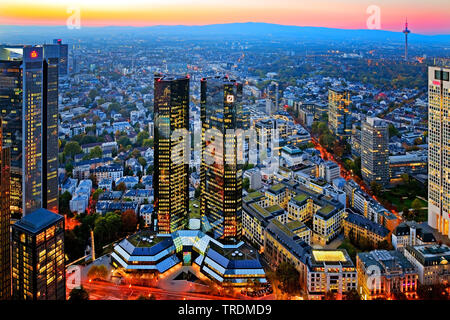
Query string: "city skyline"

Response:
xmin=0 ymin=1 xmax=449 ymax=304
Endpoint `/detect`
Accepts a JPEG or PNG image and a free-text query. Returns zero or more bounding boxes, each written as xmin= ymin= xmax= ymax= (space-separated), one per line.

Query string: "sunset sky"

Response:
xmin=0 ymin=0 xmax=449 ymax=34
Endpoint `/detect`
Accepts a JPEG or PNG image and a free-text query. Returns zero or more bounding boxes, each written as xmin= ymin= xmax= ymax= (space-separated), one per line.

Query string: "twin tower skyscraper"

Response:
xmin=153 ymin=74 xmax=243 ymax=243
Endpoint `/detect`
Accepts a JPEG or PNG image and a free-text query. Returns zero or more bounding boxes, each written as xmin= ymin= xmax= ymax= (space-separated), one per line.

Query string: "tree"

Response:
xmin=59 ymin=191 xmax=72 ymax=216
xmin=138 ymin=157 xmax=147 ymax=168
xmin=275 ymin=262 xmax=300 ymax=295
xmin=400 ymin=173 xmax=410 ymax=185
xmin=143 ymin=138 xmax=153 ymax=148
xmin=388 ymin=124 xmax=400 ymax=138
xmin=87 ymin=265 xmax=109 ymax=281
xmin=411 ymin=198 xmax=422 ymax=213
xmin=89 ymin=146 xmax=103 ymax=159
xmin=64 ymin=141 xmax=82 ymax=158
xmin=118 ymin=136 xmax=131 ymax=148
xmin=243 ymin=177 xmax=250 ymax=191
xmin=345 ymin=289 xmax=361 ymax=300
xmin=92 ymin=189 xmax=104 ymax=201
xmin=136 ymin=131 xmax=149 ymax=147
xmin=69 ymin=286 xmax=89 ymax=300
xmin=121 ymin=210 xmax=138 ymax=233
xmin=88 ymin=89 xmax=99 ymax=100
xmin=116 ymin=182 xmax=127 ymax=192
xmin=370 ymin=181 xmax=382 ymax=197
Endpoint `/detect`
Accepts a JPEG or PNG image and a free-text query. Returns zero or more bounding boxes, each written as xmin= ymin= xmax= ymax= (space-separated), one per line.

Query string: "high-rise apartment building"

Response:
xmin=0 ymin=45 xmax=59 ymax=216
xmin=361 ymin=117 xmax=389 ymax=187
xmin=11 ymin=208 xmax=65 ymax=300
xmin=153 ymin=74 xmax=190 ymax=234
xmin=328 ymin=88 xmax=352 ymax=137
xmin=428 ymin=65 xmax=450 ymax=238
xmin=200 ymin=76 xmax=243 ymax=243
xmin=0 ymin=119 xmax=11 ymax=300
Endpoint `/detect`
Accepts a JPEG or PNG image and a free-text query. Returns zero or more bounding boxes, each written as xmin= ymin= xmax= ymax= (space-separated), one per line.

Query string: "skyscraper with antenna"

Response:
xmin=403 ymin=18 xmax=411 ymax=61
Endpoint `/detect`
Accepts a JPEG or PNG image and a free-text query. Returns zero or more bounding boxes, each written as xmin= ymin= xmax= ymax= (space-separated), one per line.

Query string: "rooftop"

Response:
xmin=14 ymin=208 xmax=64 ymax=234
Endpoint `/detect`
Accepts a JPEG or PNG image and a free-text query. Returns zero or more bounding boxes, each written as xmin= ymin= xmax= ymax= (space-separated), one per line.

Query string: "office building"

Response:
xmin=357 ymin=250 xmax=418 ymax=300
xmin=319 ymin=161 xmax=340 ymax=183
xmin=0 ymin=45 xmax=59 ymax=216
xmin=0 ymin=119 xmax=11 ymax=300
xmin=52 ymin=39 xmax=68 ymax=77
xmin=343 ymin=212 xmax=390 ymax=247
xmin=153 ymin=74 xmax=190 ymax=234
xmin=42 ymin=44 xmax=60 ymax=213
xmin=328 ymin=88 xmax=352 ymax=137
xmin=11 ymin=208 xmax=65 ymax=300
xmin=428 ymin=65 xmax=450 ymax=239
xmin=404 ymin=244 xmax=450 ymax=285
xmin=306 ymin=249 xmax=357 ymax=300
xmin=392 ymin=221 xmax=436 ymax=251
xmin=361 ymin=117 xmax=389 ymax=187
xmin=200 ymin=76 xmax=243 ymax=243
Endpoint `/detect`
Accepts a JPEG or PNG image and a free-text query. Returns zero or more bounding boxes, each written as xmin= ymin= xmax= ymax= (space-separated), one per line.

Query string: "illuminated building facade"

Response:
xmin=428 ymin=66 xmax=450 ymax=239
xmin=328 ymin=88 xmax=352 ymax=137
xmin=306 ymin=249 xmax=357 ymax=300
xmin=43 ymin=45 xmax=60 ymax=213
xmin=361 ymin=117 xmax=389 ymax=187
xmin=357 ymin=250 xmax=418 ymax=300
xmin=0 ymin=119 xmax=11 ymax=300
xmin=11 ymin=208 xmax=65 ymax=300
xmin=0 ymin=45 xmax=59 ymax=216
xmin=153 ymin=74 xmax=190 ymax=234
xmin=200 ymin=76 xmax=243 ymax=243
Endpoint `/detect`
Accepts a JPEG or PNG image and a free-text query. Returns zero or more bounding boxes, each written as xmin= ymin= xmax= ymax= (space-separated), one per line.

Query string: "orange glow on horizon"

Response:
xmin=0 ymin=0 xmax=449 ymax=34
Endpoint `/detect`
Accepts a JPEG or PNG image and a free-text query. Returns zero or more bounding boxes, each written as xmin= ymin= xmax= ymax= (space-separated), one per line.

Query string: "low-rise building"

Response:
xmin=343 ymin=212 xmax=390 ymax=247
xmin=357 ymin=250 xmax=418 ymax=300
xmin=306 ymin=249 xmax=357 ymax=300
xmin=392 ymin=222 xmax=436 ymax=251
xmin=403 ymin=244 xmax=450 ymax=285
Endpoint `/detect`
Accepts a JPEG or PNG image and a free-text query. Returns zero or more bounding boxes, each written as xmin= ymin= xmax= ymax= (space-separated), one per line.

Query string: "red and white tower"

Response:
xmin=402 ymin=18 xmax=410 ymax=61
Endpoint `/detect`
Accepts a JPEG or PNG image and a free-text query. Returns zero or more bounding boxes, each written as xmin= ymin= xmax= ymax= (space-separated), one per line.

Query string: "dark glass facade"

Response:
xmin=53 ymin=39 xmax=68 ymax=77
xmin=12 ymin=209 xmax=65 ymax=300
xmin=0 ymin=119 xmax=11 ymax=300
xmin=0 ymin=45 xmax=58 ymax=217
xmin=200 ymin=76 xmax=243 ymax=243
xmin=153 ymin=74 xmax=190 ymax=234
xmin=43 ymin=45 xmax=59 ymax=213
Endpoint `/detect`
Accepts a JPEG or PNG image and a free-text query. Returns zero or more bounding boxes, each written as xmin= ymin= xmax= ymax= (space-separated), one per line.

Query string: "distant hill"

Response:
xmin=1 ymin=22 xmax=449 ymax=44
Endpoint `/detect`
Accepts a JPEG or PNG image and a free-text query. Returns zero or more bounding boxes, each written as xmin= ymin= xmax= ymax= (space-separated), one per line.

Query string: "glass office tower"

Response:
xmin=200 ymin=76 xmax=243 ymax=243
xmin=153 ymin=74 xmax=190 ymax=234
xmin=0 ymin=119 xmax=11 ymax=300
xmin=43 ymin=45 xmax=59 ymax=213
xmin=11 ymin=208 xmax=65 ymax=300
xmin=52 ymin=39 xmax=68 ymax=77
xmin=0 ymin=45 xmax=58 ymax=216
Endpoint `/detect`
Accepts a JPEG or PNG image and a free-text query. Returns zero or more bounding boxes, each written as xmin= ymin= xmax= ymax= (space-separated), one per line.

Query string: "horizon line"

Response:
xmin=2 ymin=21 xmax=449 ymax=37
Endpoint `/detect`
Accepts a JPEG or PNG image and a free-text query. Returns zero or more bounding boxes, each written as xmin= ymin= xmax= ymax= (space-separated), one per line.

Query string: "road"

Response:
xmin=78 ymin=280 xmax=244 ymax=300
xmin=310 ymin=137 xmax=401 ymax=221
